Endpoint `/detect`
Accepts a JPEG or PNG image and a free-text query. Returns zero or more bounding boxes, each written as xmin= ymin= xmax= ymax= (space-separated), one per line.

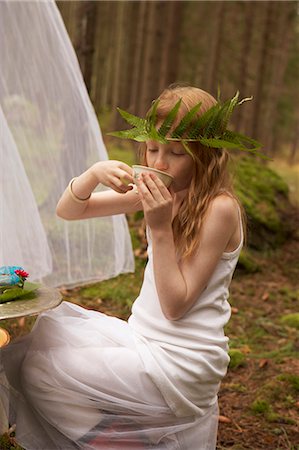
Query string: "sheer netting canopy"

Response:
xmin=0 ymin=0 xmax=134 ymax=287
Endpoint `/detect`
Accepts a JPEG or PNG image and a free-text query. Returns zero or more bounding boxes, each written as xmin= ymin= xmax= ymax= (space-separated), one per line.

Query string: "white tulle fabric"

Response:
xmin=0 ymin=106 xmax=52 ymax=281
xmin=0 ymin=0 xmax=134 ymax=287
xmin=0 ymin=301 xmax=219 ymax=450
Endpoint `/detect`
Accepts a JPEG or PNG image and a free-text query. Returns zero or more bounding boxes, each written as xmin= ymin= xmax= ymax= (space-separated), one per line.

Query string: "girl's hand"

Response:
xmin=90 ymin=160 xmax=134 ymax=193
xmin=137 ymin=173 xmax=174 ymax=231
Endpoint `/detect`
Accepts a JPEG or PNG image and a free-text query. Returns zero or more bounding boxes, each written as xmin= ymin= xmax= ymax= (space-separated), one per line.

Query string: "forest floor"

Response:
xmin=1 ymin=223 xmax=299 ymax=450
xmin=216 ymin=234 xmax=299 ymax=450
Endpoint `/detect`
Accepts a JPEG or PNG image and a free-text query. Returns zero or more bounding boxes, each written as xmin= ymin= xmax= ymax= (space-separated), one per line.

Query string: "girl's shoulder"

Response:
xmin=209 ymin=192 xmax=239 ymax=221
xmin=207 ymin=194 xmax=242 ymax=252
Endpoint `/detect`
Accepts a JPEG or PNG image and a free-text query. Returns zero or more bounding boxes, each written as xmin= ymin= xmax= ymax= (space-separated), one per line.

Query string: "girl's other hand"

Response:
xmin=91 ymin=160 xmax=134 ymax=193
xmin=137 ymin=173 xmax=173 ymax=231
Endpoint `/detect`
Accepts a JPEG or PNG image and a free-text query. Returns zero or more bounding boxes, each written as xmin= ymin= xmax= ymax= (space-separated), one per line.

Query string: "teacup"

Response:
xmin=132 ymin=165 xmax=174 ymax=188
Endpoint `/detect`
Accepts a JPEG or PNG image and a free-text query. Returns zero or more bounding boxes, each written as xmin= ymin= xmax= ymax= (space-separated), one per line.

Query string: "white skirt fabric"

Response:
xmin=0 ymin=301 xmax=218 ymax=449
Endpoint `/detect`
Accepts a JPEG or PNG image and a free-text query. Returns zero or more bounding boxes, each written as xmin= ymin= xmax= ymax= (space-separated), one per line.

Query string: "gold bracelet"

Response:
xmin=68 ymin=177 xmax=91 ymax=203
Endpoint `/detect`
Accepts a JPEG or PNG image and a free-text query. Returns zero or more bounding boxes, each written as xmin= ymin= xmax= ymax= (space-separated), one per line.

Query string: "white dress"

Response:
xmin=0 ymin=227 xmax=242 ymax=450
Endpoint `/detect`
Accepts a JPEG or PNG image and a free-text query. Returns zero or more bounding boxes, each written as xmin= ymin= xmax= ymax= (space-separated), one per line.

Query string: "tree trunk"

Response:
xmin=139 ymin=1 xmax=167 ymax=115
xmin=158 ymin=1 xmax=183 ymax=92
xmin=102 ymin=2 xmax=119 ymax=108
xmin=203 ymin=1 xmax=226 ymax=94
xmin=130 ymin=1 xmax=148 ymax=115
xmin=92 ymin=1 xmax=111 ymax=111
xmin=264 ymin=3 xmax=296 ymax=154
xmin=178 ymin=1 xmax=206 ymax=87
xmin=110 ymin=1 xmax=126 ymax=114
xmin=250 ymin=1 xmax=275 ymax=145
xmin=234 ymin=1 xmax=256 ymax=132
xmin=57 ymin=2 xmax=83 ymax=47
xmin=120 ymin=2 xmax=141 ymax=111
xmin=74 ymin=1 xmax=98 ymax=96
xmin=112 ymin=2 xmax=141 ymax=129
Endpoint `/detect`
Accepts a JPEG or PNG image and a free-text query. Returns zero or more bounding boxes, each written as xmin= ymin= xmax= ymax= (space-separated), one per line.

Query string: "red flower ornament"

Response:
xmin=14 ymin=269 xmax=29 ymax=288
xmin=15 ymin=270 xmax=29 ymax=279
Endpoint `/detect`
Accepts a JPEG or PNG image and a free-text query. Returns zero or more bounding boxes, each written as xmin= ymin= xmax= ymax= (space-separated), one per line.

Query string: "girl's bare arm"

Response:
xmin=56 ymin=160 xmax=142 ymax=220
xmin=152 ymin=196 xmax=239 ymax=320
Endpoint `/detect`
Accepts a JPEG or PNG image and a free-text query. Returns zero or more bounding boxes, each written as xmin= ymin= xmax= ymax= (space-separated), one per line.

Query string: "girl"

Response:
xmin=0 ymin=85 xmax=255 ymax=450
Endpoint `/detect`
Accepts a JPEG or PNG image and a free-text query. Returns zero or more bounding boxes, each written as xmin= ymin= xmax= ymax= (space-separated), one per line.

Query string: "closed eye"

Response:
xmin=172 ymin=151 xmax=186 ymax=156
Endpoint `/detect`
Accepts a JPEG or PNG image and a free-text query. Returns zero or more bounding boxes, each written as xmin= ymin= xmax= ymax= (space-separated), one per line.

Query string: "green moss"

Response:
xmin=260 ymin=379 xmax=283 ymax=402
xmin=265 ymin=411 xmax=281 ymax=422
xmin=237 ymin=249 xmax=261 ymax=273
xmin=278 ymin=287 xmax=299 ymax=304
xmin=250 ymin=399 xmax=291 ymax=423
xmin=227 ymin=383 xmax=247 ymax=393
xmin=228 ymin=349 xmax=246 ymax=369
xmin=280 ymin=313 xmax=299 ymax=330
xmin=256 ymin=342 xmax=297 ymax=361
xmin=232 ymin=155 xmax=291 ymax=250
xmin=233 ymin=155 xmax=288 ymax=201
xmin=249 ymin=373 xmax=299 ymax=426
xmin=285 ymin=394 xmax=296 ymax=406
xmin=277 ymin=374 xmax=299 ymax=392
xmin=251 ymin=398 xmax=271 ymax=414
xmin=269 ymin=159 xmax=299 ymax=207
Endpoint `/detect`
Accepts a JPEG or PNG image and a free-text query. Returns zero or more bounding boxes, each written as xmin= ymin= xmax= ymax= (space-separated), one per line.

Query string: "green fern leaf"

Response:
xmin=187 ymin=104 xmax=218 ymax=139
xmin=171 ymin=102 xmax=202 ymax=138
xmin=108 ymin=92 xmax=264 ymax=158
xmin=158 ymin=99 xmax=182 ymax=138
xmin=223 ymin=130 xmax=261 ymax=150
xmin=149 ymin=124 xmax=168 ymax=143
xmin=146 ymin=99 xmax=160 ymax=132
xmin=200 ymin=133 xmax=269 ymax=159
xmin=218 ymin=92 xmax=240 ymax=134
xmin=203 ymin=104 xmax=225 ymax=138
xmin=117 ymin=108 xmax=146 ymax=129
xmin=134 ymin=134 xmax=151 ymax=142
xmin=199 ymin=137 xmax=242 ymax=149
xmin=107 ymin=127 xmax=146 ymax=139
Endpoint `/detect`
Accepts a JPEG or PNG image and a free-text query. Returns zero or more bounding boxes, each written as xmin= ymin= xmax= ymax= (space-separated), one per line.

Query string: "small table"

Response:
xmin=0 ymin=285 xmax=62 ymax=433
xmin=0 ymin=285 xmax=62 ymax=322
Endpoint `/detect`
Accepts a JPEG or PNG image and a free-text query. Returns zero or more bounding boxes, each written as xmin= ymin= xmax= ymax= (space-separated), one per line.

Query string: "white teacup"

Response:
xmin=132 ymin=165 xmax=174 ymax=188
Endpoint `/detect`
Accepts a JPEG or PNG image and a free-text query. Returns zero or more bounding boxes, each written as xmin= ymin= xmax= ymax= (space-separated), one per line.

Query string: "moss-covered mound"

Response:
xmin=232 ymin=156 xmax=294 ymax=250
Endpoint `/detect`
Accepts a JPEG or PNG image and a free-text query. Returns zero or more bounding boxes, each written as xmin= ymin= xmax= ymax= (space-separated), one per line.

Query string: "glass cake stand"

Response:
xmin=0 ymin=285 xmax=62 ymax=346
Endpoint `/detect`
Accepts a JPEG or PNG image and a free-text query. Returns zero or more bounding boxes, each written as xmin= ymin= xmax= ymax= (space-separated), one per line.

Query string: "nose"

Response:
xmin=154 ymin=154 xmax=168 ymax=171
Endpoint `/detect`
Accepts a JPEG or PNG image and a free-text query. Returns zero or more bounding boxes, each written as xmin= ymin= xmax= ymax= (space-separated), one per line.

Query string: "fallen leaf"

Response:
xmin=262 ymin=292 xmax=270 ymax=301
xmin=218 ymin=415 xmax=232 ymax=424
xmin=240 ymin=344 xmax=252 ymax=354
xmin=231 ymin=307 xmax=239 ymax=314
xmin=259 ymin=358 xmax=268 ymax=368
